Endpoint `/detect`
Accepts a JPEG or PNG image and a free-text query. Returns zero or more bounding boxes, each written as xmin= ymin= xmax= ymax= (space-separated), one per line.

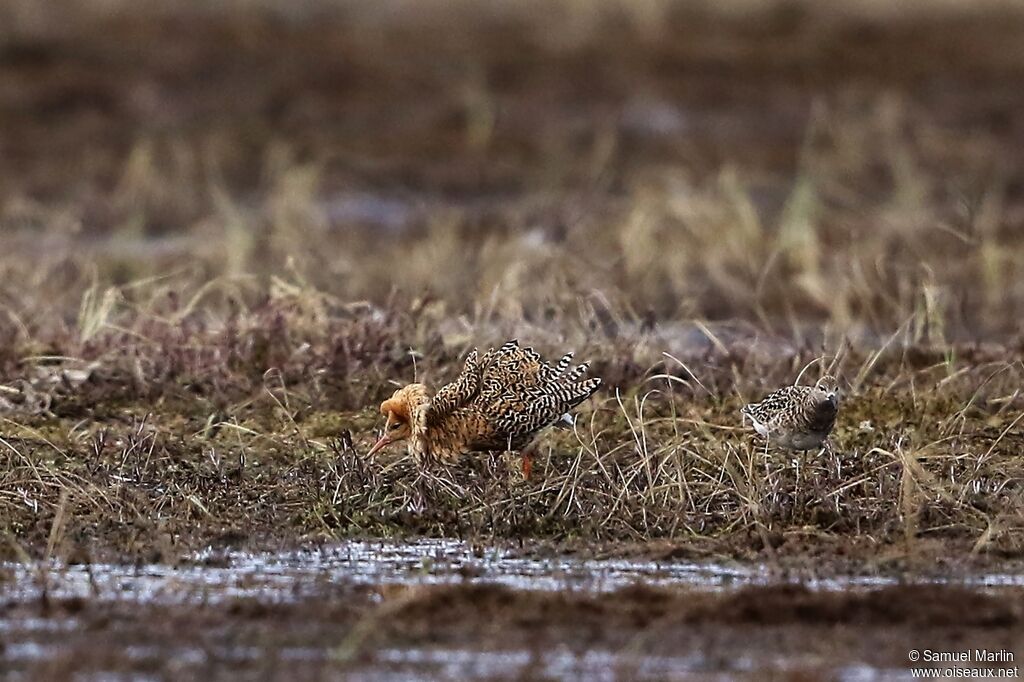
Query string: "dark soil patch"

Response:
xmin=5 ymin=581 xmax=1022 ymax=680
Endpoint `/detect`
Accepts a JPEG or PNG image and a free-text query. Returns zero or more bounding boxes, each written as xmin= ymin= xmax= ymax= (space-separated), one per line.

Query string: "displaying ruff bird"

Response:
xmin=741 ymin=375 xmax=840 ymax=451
xmin=367 ymin=340 xmax=601 ymax=474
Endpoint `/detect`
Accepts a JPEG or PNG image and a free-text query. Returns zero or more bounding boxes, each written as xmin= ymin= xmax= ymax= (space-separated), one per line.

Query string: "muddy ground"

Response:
xmin=5 ymin=584 xmax=1023 ymax=681
xmin=4 ymin=545 xmax=1024 ymax=680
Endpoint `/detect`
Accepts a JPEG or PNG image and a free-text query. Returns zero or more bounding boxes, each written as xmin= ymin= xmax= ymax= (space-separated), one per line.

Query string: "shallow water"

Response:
xmin=0 ymin=640 xmax=917 ymax=682
xmin=5 ymin=538 xmax=1022 ymax=607
xmin=2 ymin=540 xmax=1021 ymax=681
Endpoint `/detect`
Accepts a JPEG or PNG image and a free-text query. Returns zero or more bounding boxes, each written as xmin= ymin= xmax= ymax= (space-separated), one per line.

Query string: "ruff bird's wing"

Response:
xmin=427 ymin=349 xmax=482 ymax=424
xmin=481 ymin=341 xmax=556 ymax=393
xmin=464 ymin=340 xmax=601 ymax=442
xmin=486 ymin=374 xmax=602 ymax=440
xmin=476 ymin=340 xmax=581 ymax=399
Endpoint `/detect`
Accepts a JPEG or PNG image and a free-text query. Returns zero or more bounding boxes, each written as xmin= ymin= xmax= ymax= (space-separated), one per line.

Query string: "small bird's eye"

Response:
xmin=388 ymin=422 xmax=401 ymax=431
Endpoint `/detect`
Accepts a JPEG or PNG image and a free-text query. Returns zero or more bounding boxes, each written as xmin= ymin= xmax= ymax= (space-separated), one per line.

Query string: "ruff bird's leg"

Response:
xmin=411 ymin=470 xmax=430 ymax=514
xmin=521 ymin=449 xmax=535 ymax=481
xmin=520 ymin=440 xmax=541 ymax=481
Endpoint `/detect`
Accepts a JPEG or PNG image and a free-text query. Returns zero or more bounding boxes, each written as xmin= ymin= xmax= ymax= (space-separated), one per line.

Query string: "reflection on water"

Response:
xmin=1 ymin=539 xmax=1019 ymax=681
xmin=4 ymin=539 xmax=1022 ymax=607
xmin=354 ymin=649 xmax=917 ymax=682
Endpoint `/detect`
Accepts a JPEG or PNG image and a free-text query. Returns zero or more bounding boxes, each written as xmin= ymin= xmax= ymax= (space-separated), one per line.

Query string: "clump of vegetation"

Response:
xmin=1 ymin=277 xmax=1022 ymax=564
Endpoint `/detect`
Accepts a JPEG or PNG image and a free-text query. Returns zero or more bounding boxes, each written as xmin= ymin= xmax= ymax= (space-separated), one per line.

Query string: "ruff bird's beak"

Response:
xmin=367 ymin=434 xmax=391 ymax=456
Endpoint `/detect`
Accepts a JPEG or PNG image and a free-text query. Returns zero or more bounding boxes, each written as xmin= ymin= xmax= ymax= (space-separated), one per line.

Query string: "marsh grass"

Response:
xmin=0 ymin=275 xmax=1021 ymax=564
xmin=2 ymin=0 xmax=1024 ymax=565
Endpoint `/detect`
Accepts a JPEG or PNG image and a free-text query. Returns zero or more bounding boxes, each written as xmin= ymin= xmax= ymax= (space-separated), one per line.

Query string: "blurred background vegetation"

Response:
xmin=2 ymin=0 xmax=1023 ymax=344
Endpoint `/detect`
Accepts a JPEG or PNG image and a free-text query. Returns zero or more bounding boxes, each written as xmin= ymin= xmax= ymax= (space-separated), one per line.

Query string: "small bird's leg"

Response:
xmin=796 ymin=448 xmax=808 ymax=515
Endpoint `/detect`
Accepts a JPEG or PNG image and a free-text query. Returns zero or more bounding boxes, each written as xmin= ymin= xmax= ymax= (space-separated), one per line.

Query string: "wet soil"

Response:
xmin=3 ymin=544 xmax=1023 ymax=680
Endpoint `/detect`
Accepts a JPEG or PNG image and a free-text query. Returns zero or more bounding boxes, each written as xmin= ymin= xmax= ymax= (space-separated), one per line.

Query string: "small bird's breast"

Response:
xmin=777 ymin=429 xmax=829 ymax=451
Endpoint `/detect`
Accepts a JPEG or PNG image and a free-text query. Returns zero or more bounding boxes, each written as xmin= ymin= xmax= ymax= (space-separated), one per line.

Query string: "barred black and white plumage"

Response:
xmin=368 ymin=340 xmax=601 ymax=467
xmin=742 ymin=375 xmax=840 ymax=451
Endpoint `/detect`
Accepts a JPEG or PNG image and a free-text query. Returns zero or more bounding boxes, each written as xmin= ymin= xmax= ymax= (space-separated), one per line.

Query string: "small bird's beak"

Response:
xmin=367 ymin=434 xmax=391 ymax=456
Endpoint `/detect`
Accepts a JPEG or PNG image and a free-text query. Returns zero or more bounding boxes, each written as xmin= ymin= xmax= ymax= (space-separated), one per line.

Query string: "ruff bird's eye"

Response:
xmin=388 ymin=422 xmax=402 ymax=431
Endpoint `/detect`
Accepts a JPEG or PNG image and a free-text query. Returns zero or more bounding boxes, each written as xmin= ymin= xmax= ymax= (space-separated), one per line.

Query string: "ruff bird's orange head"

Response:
xmin=367 ymin=383 xmax=429 ymax=456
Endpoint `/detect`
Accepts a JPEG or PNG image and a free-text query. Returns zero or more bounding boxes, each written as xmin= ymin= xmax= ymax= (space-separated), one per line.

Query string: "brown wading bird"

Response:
xmin=367 ymin=340 xmax=601 ymax=476
xmin=741 ymin=375 xmax=840 ymax=452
